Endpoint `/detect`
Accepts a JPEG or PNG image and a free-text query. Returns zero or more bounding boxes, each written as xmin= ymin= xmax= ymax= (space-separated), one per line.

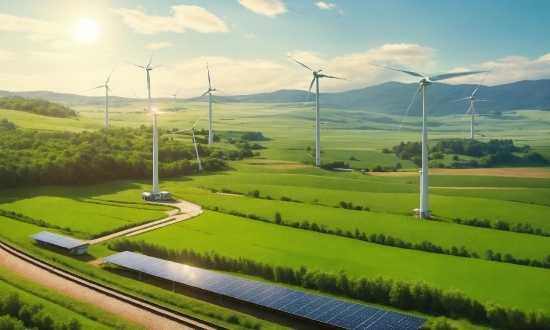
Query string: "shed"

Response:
xmin=29 ymin=231 xmax=89 ymax=255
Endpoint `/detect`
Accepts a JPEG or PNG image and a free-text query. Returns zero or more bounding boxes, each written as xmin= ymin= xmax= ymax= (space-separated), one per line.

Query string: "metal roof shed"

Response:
xmin=29 ymin=231 xmax=89 ymax=255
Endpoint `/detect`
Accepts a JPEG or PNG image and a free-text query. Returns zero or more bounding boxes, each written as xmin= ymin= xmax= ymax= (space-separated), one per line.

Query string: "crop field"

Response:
xmin=1 ymin=101 xmax=549 ymax=329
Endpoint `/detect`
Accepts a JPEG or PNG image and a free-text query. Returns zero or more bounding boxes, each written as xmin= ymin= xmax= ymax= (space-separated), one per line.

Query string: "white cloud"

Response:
xmin=27 ymin=51 xmax=81 ymax=62
xmin=243 ymin=32 xmax=259 ymax=39
xmin=238 ymin=0 xmax=288 ymax=17
xmin=111 ymin=5 xmax=228 ymax=35
xmin=0 ymin=51 xmax=15 ymax=61
xmin=146 ymin=42 xmax=173 ymax=50
xmin=0 ymin=13 xmax=61 ymax=35
xmin=315 ymin=2 xmax=337 ymax=10
xmin=448 ymin=53 xmax=550 ymax=85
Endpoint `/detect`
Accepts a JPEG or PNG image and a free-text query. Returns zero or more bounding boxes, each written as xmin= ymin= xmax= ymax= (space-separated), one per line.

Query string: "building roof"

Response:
xmin=29 ymin=231 xmax=89 ymax=249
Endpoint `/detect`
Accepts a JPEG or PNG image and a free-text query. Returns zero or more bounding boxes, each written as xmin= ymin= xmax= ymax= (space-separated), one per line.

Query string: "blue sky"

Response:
xmin=0 ymin=0 xmax=548 ymax=98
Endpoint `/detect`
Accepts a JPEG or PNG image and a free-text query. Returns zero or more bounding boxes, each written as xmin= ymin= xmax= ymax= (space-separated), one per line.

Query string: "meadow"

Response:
xmin=0 ymin=99 xmax=549 ymax=329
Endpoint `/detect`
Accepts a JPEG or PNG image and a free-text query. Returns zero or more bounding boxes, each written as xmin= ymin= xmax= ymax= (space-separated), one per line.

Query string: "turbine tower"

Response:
xmin=127 ymin=55 xmax=162 ymax=194
xmin=83 ymin=66 xmax=115 ymax=128
xmin=287 ymin=55 xmax=348 ymax=166
xmin=371 ymin=63 xmax=485 ymax=219
xmin=199 ymin=64 xmax=224 ymax=144
xmin=452 ymin=69 xmax=492 ymax=139
xmin=164 ymin=88 xmax=180 ymax=111
xmin=181 ymin=112 xmax=206 ymax=171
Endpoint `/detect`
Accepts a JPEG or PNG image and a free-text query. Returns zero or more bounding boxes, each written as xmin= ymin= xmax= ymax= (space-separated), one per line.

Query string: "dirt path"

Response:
xmin=0 ymin=248 xmax=192 ymax=330
xmin=89 ymin=200 xmax=202 ymax=245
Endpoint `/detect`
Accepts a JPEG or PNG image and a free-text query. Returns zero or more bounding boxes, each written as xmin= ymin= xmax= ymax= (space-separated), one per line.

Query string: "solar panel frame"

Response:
xmin=102 ymin=252 xmax=427 ymax=330
xmin=29 ymin=231 xmax=89 ymax=250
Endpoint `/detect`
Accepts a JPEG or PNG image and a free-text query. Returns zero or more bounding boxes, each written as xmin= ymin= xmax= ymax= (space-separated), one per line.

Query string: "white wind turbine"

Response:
xmin=370 ymin=63 xmax=485 ymax=219
xmin=199 ymin=64 xmax=225 ymax=144
xmin=180 ymin=112 xmax=206 ymax=171
xmin=126 ymin=55 xmax=162 ymax=114
xmin=287 ymin=55 xmax=348 ymax=166
xmin=83 ymin=66 xmax=115 ymax=128
xmin=164 ymin=88 xmax=180 ymax=111
xmin=452 ymin=69 xmax=492 ymax=139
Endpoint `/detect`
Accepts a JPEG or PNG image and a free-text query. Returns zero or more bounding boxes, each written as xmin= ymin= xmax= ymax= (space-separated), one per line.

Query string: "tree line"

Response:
xmin=453 ymin=217 xmax=549 ymax=237
xmin=0 ymin=292 xmax=81 ymax=330
xmin=390 ymin=138 xmax=549 ymax=168
xmin=0 ymin=96 xmax=77 ymax=118
xmin=0 ymin=121 xmax=235 ymax=188
xmin=108 ymin=238 xmax=550 ymax=330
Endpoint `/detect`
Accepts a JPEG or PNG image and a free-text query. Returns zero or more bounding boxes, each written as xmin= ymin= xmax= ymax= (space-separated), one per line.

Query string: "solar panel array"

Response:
xmin=29 ymin=231 xmax=89 ymax=249
xmin=103 ymin=251 xmax=427 ymax=330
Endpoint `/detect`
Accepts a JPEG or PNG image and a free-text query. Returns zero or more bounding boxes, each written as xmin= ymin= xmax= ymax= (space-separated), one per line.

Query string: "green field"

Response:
xmin=1 ymin=101 xmax=549 ymax=329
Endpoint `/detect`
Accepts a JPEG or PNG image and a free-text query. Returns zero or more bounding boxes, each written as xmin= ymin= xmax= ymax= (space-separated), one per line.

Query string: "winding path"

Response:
xmin=88 ymin=200 xmax=202 ymax=245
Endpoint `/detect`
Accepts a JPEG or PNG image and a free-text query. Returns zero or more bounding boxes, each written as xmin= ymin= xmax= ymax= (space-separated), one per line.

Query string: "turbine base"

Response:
xmin=413 ymin=208 xmax=430 ymax=219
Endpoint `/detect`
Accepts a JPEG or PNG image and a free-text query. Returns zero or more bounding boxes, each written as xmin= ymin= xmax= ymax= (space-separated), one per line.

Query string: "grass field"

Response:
xmin=1 ymin=101 xmax=549 ymax=329
xmin=0 ymin=268 xmax=144 ymax=329
xmin=129 ymin=211 xmax=550 ymax=312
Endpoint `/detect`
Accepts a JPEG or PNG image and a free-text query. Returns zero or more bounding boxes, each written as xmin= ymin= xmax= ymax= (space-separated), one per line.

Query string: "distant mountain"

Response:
xmin=1 ymin=79 xmax=548 ymax=116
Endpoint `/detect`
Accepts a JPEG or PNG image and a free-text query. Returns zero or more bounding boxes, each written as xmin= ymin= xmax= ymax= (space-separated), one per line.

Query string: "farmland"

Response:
xmin=0 ymin=99 xmax=549 ymax=329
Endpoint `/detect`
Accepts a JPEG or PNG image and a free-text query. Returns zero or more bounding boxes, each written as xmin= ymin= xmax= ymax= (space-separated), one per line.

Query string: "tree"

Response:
xmin=274 ymin=212 xmax=282 ymax=225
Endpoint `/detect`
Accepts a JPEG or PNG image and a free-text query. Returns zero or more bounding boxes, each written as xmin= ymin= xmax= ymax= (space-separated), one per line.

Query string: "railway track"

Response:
xmin=0 ymin=240 xmax=227 ymax=330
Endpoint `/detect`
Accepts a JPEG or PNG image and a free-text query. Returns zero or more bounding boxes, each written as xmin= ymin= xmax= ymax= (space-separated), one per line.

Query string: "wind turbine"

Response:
xmin=126 ymin=55 xmax=161 ymax=114
xmin=164 ymin=88 xmax=180 ymax=111
xmin=287 ymin=55 xmax=348 ymax=166
xmin=199 ymin=64 xmax=225 ymax=144
xmin=180 ymin=113 xmax=206 ymax=171
xmin=452 ymin=69 xmax=492 ymax=139
xmin=83 ymin=66 xmax=115 ymax=128
xmin=370 ymin=63 xmax=485 ymax=219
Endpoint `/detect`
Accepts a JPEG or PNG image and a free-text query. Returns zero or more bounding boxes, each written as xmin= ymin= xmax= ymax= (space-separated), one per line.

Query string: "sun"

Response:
xmin=74 ymin=18 xmax=99 ymax=42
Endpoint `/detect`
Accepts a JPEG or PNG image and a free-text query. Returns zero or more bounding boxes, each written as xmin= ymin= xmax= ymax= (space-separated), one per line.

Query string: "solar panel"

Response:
xmin=29 ymin=231 xmax=89 ymax=249
xmin=102 ymin=252 xmax=427 ymax=330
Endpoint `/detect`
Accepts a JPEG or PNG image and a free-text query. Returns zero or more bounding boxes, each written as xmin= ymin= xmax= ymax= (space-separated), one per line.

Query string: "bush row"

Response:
xmin=453 ymin=217 xmax=549 ymax=237
xmin=107 ymin=239 xmax=550 ymax=330
xmin=0 ymin=292 xmax=81 ymax=330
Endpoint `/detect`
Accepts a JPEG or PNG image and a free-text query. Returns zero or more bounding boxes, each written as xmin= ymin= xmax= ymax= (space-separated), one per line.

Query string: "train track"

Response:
xmin=0 ymin=240 xmax=227 ymax=330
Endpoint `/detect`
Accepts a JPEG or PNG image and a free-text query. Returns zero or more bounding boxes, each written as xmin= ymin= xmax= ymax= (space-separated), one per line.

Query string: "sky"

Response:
xmin=0 ymin=0 xmax=549 ymax=99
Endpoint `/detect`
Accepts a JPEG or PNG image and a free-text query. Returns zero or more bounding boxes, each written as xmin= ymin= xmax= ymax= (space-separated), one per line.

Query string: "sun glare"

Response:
xmin=74 ymin=17 xmax=99 ymax=43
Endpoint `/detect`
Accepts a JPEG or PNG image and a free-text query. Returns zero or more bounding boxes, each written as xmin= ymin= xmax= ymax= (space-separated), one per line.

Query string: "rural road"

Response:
xmin=88 ymin=200 xmax=202 ymax=245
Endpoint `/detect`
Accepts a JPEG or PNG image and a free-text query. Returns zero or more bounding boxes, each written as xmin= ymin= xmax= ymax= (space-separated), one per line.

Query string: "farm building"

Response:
xmin=141 ymin=191 xmax=172 ymax=201
xmin=29 ymin=231 xmax=89 ymax=255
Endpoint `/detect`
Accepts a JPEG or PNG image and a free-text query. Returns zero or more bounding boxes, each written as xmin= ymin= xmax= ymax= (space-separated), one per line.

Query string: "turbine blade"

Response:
xmin=303 ymin=77 xmax=316 ymax=106
xmin=324 ymin=74 xmax=349 ymax=81
xmin=146 ymin=54 xmax=152 ymax=69
xmin=107 ymin=86 xmax=112 ymax=93
xmin=126 ymin=61 xmax=145 ymax=69
xmin=192 ymin=112 xmax=205 ymax=129
xmin=83 ymin=85 xmax=104 ymax=92
xmin=131 ymin=89 xmax=140 ymax=98
xmin=452 ymin=97 xmax=470 ymax=103
xmin=150 ymin=65 xmax=162 ymax=69
xmin=164 ymin=92 xmax=171 ymax=96
xmin=461 ymin=103 xmax=474 ymax=121
xmin=397 ymin=85 xmax=422 ymax=136
xmin=207 ymin=63 xmax=211 ymax=89
xmin=286 ymin=55 xmax=313 ymax=71
xmin=370 ymin=63 xmax=424 ymax=78
xmin=200 ymin=90 xmax=210 ymax=97
xmin=213 ymin=89 xmax=227 ymax=94
xmin=105 ymin=65 xmax=115 ymax=84
xmin=476 ymin=100 xmax=491 ymax=102
xmin=192 ymin=131 xmax=202 ymax=170
xmin=175 ymin=88 xmax=180 ymax=96
xmin=429 ymin=71 xmax=485 ymax=82
xmin=470 ymin=68 xmax=492 ymax=97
